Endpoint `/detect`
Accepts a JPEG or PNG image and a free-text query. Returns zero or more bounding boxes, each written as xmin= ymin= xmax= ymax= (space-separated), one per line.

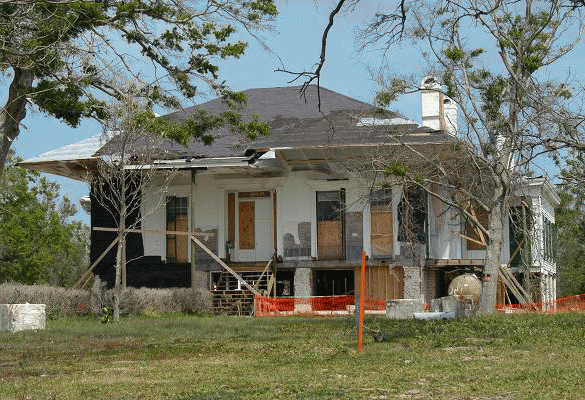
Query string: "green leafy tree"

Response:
xmin=0 ymin=151 xmax=89 ymax=285
xmin=556 ymin=152 xmax=585 ymax=296
xmin=0 ymin=0 xmax=277 ymax=175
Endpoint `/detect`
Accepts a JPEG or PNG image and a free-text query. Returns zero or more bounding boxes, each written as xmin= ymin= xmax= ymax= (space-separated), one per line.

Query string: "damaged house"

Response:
xmin=20 ymin=84 xmax=558 ymax=312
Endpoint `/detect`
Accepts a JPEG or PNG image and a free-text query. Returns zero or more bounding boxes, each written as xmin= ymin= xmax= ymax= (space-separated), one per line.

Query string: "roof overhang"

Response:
xmin=519 ymin=177 xmax=561 ymax=206
xmin=17 ymin=158 xmax=98 ymax=181
xmin=273 ymin=135 xmax=456 ymax=165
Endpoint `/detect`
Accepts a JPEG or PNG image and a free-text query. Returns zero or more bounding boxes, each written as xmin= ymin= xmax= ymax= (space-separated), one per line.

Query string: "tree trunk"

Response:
xmin=113 ymin=231 xmax=122 ymax=321
xmin=478 ymin=190 xmax=507 ymax=314
xmin=0 ymin=68 xmax=34 ymax=174
xmin=113 ymin=175 xmax=127 ymax=321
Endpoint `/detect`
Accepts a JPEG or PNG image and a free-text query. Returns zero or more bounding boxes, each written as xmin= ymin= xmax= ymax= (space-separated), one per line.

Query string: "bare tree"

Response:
xmin=282 ymin=0 xmax=582 ymax=312
xmin=90 ymin=95 xmax=175 ymax=321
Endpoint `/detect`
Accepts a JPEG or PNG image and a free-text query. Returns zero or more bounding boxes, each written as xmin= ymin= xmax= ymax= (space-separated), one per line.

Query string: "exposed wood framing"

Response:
xmin=254 ymin=256 xmax=274 ymax=291
xmin=498 ymin=264 xmax=536 ymax=307
xmin=426 ymin=258 xmax=485 ymax=267
xmin=267 ymin=274 xmax=276 ymax=298
xmin=453 ymin=231 xmax=487 ymax=248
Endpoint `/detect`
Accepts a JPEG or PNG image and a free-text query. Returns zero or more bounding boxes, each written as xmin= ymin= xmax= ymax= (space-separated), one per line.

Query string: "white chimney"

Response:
xmin=420 ymin=76 xmax=457 ymax=136
xmin=443 ymin=97 xmax=458 ymax=136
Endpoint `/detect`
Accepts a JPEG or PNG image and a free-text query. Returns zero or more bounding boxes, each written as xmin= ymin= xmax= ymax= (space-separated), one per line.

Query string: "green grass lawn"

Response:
xmin=2 ymin=312 xmax=585 ymax=399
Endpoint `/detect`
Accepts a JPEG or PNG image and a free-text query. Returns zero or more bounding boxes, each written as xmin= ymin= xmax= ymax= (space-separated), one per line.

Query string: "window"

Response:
xmin=397 ymin=186 xmax=426 ymax=243
xmin=166 ymin=196 xmax=188 ymax=263
xmin=317 ymin=190 xmax=345 ymax=260
xmin=543 ymin=218 xmax=556 ymax=263
xmin=370 ymin=189 xmax=393 ymax=258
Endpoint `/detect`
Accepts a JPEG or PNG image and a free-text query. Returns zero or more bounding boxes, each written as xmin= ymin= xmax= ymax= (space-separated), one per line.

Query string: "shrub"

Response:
xmin=172 ymin=287 xmax=213 ymax=313
xmin=0 ymin=283 xmax=212 ymax=318
xmin=0 ymin=283 xmax=90 ymax=318
xmin=95 ymin=286 xmax=212 ymax=315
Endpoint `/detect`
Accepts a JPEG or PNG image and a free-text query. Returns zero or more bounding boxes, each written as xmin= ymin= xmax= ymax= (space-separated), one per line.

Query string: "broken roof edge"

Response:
xmin=16 ymin=158 xmax=97 ymax=182
xmin=17 ymin=133 xmax=112 ymax=165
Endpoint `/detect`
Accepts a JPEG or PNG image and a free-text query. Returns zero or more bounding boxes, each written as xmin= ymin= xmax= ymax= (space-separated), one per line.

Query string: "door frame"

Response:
xmin=234 ymin=191 xmax=274 ymax=262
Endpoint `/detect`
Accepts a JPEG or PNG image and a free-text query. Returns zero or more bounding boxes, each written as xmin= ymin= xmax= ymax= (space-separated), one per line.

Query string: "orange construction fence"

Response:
xmin=255 ymin=295 xmax=386 ymax=317
xmin=255 ymin=293 xmax=585 ymax=317
xmin=497 ymin=293 xmax=585 ymax=314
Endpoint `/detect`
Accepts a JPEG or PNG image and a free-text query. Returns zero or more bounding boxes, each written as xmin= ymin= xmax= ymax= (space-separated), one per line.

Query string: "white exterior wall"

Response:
xmin=276 ymin=172 xmax=315 ymax=259
xmin=141 ymin=173 xmax=192 ymax=261
xmin=427 ymin=189 xmax=462 ymax=260
xmin=141 ymin=171 xmax=223 ymax=261
xmin=193 ymin=173 xmax=223 ymax=258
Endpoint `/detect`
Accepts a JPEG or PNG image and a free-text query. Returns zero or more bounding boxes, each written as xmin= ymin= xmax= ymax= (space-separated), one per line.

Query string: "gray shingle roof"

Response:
xmin=157 ymin=85 xmax=422 ymax=158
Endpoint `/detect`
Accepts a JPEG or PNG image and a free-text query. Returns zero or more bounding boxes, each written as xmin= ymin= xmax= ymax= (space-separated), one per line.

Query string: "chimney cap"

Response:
xmin=421 ymin=76 xmax=441 ymax=90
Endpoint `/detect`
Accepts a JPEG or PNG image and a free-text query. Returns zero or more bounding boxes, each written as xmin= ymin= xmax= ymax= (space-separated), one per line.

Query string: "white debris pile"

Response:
xmin=0 ymin=303 xmax=46 ymax=332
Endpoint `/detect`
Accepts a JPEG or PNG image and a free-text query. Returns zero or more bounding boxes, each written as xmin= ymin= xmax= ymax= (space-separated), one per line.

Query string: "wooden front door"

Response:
xmin=235 ymin=193 xmax=272 ymax=262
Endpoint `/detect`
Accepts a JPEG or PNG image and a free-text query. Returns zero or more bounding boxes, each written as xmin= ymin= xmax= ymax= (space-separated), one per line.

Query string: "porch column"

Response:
xmin=294 ymin=267 xmax=313 ymax=312
xmin=403 ymin=265 xmax=424 ymax=300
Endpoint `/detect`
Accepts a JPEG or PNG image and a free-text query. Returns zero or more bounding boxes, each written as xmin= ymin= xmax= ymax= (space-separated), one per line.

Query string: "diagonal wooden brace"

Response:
xmin=189 ymin=235 xmax=260 ymax=296
xmin=74 ymin=236 xmax=119 ymax=289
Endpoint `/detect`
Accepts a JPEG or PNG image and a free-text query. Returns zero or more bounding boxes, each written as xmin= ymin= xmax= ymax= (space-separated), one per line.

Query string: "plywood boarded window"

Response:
xmin=166 ymin=196 xmax=188 ymax=263
xmin=239 ymin=201 xmax=255 ymax=249
xmin=317 ymin=190 xmax=344 ymax=260
xmin=466 ymin=207 xmax=489 ymax=250
xmin=370 ymin=189 xmax=393 ymax=258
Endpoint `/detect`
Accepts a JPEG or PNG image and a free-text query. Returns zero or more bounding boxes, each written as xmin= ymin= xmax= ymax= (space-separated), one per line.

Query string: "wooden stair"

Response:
xmin=211 ymin=270 xmax=274 ymax=315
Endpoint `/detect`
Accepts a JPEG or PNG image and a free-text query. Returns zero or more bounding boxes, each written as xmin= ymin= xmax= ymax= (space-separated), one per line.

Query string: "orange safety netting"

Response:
xmin=255 ymin=295 xmax=386 ymax=317
xmin=496 ymin=293 xmax=585 ymax=314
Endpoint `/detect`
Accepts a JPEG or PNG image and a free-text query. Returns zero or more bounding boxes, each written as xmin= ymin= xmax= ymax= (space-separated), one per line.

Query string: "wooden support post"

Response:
xmin=498 ymin=264 xmax=536 ymax=308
